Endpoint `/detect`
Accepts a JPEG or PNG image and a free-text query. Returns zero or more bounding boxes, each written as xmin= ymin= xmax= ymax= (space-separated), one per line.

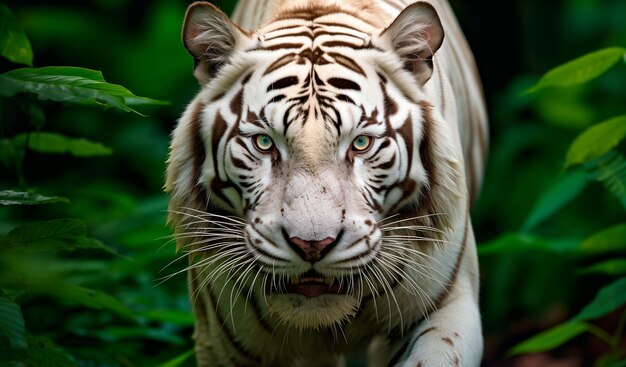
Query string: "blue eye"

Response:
xmin=352 ymin=135 xmax=373 ymax=152
xmin=254 ymin=134 xmax=274 ymax=151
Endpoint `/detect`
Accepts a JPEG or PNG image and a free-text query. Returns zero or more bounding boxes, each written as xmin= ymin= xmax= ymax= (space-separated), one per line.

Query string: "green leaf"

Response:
xmin=0 ymin=4 xmax=33 ymax=66
xmin=565 ymin=116 xmax=626 ymax=168
xmin=22 ymin=336 xmax=76 ymax=367
xmin=574 ymin=277 xmax=626 ymax=321
xmin=1 ymin=219 xmax=84 ymax=253
xmin=478 ymin=232 xmax=579 ymax=255
xmin=0 ymin=67 xmax=166 ymax=115
xmin=579 ymin=259 xmax=626 ymax=276
xmin=34 ymin=284 xmax=132 ymax=319
xmin=585 ymin=152 xmax=626 ymax=208
xmin=157 ymin=350 xmax=195 ymax=367
xmin=0 ymin=219 xmax=116 ymax=254
xmin=527 ymin=47 xmax=626 ymax=93
xmin=508 ymin=321 xmax=589 ymax=356
xmin=523 ymin=169 xmax=587 ymax=231
xmin=577 ymin=224 xmax=626 ymax=255
xmin=0 ymin=297 xmax=27 ymax=350
xmin=11 ymin=132 xmax=112 ymax=157
xmin=0 ymin=190 xmax=69 ymax=206
xmin=0 ymin=259 xmax=131 ymax=319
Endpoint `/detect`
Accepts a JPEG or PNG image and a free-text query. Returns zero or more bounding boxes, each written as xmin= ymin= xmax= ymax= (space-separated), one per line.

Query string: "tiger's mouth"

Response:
xmin=270 ymin=270 xmax=346 ymax=297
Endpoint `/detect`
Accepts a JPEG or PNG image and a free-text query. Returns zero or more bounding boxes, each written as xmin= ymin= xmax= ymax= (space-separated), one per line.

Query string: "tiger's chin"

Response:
xmin=266 ymin=293 xmax=360 ymax=330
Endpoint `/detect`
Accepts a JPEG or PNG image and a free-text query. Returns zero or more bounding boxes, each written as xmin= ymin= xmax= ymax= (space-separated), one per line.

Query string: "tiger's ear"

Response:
xmin=183 ymin=2 xmax=249 ymax=84
xmin=379 ymin=2 xmax=444 ymax=85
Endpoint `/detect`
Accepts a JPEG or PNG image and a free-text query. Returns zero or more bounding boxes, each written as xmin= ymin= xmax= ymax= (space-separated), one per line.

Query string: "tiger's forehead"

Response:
xmin=257 ymin=8 xmax=379 ymax=45
xmin=214 ymin=9 xmax=410 ymax=164
xmin=236 ymin=15 xmax=390 ymax=139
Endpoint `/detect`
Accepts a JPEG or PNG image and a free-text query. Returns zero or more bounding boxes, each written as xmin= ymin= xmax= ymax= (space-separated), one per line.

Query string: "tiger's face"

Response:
xmin=167 ymin=2 xmax=466 ymax=331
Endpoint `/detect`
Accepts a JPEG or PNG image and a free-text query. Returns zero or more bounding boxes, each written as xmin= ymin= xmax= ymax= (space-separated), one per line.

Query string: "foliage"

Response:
xmin=0 ymin=4 xmax=32 ymax=66
xmin=482 ymin=45 xmax=626 ymax=364
xmin=0 ymin=66 xmax=167 ymax=115
xmin=0 ymin=2 xmax=188 ymax=365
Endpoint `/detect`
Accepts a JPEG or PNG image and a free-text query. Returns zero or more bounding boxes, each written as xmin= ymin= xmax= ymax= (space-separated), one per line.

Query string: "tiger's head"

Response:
xmin=166 ymin=1 xmax=467 ymax=331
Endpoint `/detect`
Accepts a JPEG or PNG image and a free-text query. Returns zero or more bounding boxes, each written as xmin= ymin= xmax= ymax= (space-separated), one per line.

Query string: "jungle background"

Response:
xmin=1 ymin=0 xmax=625 ymax=366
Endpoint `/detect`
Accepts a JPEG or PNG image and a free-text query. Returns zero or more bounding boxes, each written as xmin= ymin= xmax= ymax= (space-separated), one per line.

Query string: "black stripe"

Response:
xmin=373 ymin=155 xmax=396 ymax=170
xmin=388 ymin=318 xmax=427 ymax=366
xmin=327 ymin=77 xmax=360 ymax=90
xmin=267 ymin=76 xmax=299 ymax=92
xmin=264 ymin=30 xmax=313 ymax=41
xmin=336 ymin=94 xmax=355 ymax=105
xmin=263 ymin=53 xmax=296 ymax=75
xmin=328 ymin=52 xmax=366 ymax=75
xmin=261 ymin=42 xmax=303 ymax=51
xmin=268 ymin=94 xmax=286 ymax=104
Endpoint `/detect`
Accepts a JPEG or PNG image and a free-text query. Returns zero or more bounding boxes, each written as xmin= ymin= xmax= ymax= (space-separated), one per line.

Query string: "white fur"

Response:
xmin=167 ymin=1 xmax=487 ymax=366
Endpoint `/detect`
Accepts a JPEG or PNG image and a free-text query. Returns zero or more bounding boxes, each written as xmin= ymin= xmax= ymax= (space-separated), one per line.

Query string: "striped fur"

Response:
xmin=166 ymin=0 xmax=487 ymax=366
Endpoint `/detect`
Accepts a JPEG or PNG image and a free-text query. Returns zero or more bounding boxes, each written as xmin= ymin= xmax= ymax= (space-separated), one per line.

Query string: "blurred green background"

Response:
xmin=0 ymin=0 xmax=625 ymax=366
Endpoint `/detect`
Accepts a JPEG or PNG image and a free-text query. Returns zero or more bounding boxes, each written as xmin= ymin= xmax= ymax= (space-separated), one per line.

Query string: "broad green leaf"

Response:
xmin=34 ymin=284 xmax=132 ymax=319
xmin=11 ymin=132 xmax=112 ymax=157
xmin=1 ymin=219 xmax=84 ymax=252
xmin=124 ymin=96 xmax=170 ymax=107
xmin=0 ymin=190 xmax=68 ymax=206
xmin=0 ymin=4 xmax=33 ymax=66
xmin=577 ymin=224 xmax=626 ymax=255
xmin=0 ymin=258 xmax=131 ymax=318
xmin=0 ymin=219 xmax=116 ymax=254
xmin=527 ymin=47 xmax=626 ymax=93
xmin=574 ymin=277 xmax=626 ymax=321
xmin=22 ymin=336 xmax=76 ymax=367
xmin=478 ymin=233 xmax=579 ymax=255
xmin=0 ymin=297 xmax=27 ymax=350
xmin=522 ymin=169 xmax=587 ymax=231
xmin=579 ymin=259 xmax=626 ymax=276
xmin=157 ymin=350 xmax=195 ymax=367
xmin=604 ymin=361 xmax=626 ymax=367
xmin=508 ymin=321 xmax=589 ymax=356
xmin=565 ymin=116 xmax=626 ymax=168
xmin=0 ymin=67 xmax=166 ymax=115
xmin=585 ymin=152 xmax=626 ymax=208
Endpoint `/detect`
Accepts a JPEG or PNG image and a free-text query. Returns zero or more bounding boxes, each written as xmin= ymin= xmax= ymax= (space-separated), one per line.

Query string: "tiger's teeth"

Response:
xmin=291 ymin=276 xmax=300 ymax=285
xmin=325 ymin=276 xmax=333 ymax=284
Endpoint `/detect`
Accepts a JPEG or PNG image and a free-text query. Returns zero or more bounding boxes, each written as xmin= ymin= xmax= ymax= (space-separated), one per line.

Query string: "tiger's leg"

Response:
xmin=377 ymin=232 xmax=483 ymax=367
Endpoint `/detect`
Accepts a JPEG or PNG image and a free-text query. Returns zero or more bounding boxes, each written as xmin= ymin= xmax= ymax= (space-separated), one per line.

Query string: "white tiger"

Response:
xmin=165 ymin=0 xmax=488 ymax=365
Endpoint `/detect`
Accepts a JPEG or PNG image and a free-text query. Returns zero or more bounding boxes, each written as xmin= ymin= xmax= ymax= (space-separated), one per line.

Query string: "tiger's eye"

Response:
xmin=254 ymin=134 xmax=274 ymax=151
xmin=352 ymin=135 xmax=372 ymax=152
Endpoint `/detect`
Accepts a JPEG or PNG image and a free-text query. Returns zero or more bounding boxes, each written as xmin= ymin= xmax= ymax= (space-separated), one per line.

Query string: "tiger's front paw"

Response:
xmin=397 ymin=326 xmax=470 ymax=367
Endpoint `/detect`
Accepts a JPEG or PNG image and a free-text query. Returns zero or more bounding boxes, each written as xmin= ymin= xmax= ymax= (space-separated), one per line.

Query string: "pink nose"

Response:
xmin=288 ymin=236 xmax=337 ymax=262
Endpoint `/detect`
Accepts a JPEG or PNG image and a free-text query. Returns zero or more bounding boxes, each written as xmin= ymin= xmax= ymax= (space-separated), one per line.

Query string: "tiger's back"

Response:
xmin=166 ymin=0 xmax=487 ymax=366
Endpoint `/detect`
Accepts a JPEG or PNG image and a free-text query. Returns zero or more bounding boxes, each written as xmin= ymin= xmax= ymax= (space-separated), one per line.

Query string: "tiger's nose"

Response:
xmin=284 ymin=230 xmax=340 ymax=262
